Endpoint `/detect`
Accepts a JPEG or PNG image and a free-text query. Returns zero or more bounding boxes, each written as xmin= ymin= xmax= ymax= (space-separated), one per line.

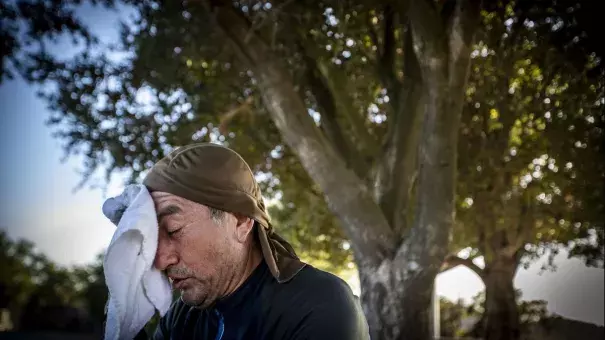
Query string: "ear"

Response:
xmin=234 ymin=215 xmax=255 ymax=243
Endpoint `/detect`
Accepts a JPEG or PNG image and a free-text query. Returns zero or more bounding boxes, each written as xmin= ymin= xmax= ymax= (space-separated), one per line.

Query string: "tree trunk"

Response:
xmin=360 ymin=261 xmax=436 ymax=340
xmin=483 ymin=258 xmax=520 ymax=340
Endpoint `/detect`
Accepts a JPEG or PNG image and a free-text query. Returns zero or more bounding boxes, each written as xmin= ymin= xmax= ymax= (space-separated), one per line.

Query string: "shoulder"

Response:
xmin=271 ymin=265 xmax=370 ymax=340
xmin=287 ymin=264 xmax=357 ymax=303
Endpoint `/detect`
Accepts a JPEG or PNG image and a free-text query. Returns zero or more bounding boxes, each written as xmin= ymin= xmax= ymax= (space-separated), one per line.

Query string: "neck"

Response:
xmin=224 ymin=240 xmax=262 ymax=297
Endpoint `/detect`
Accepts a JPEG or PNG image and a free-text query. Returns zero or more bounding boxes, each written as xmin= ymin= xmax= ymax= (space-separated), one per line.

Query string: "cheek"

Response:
xmin=178 ymin=228 xmax=230 ymax=274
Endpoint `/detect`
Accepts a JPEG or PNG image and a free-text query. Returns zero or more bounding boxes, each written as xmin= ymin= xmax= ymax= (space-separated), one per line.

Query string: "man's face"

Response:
xmin=151 ymin=191 xmax=247 ymax=308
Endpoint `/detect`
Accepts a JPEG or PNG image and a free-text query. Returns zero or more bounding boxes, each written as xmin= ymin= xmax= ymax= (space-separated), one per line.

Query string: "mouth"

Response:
xmin=170 ymin=277 xmax=189 ymax=289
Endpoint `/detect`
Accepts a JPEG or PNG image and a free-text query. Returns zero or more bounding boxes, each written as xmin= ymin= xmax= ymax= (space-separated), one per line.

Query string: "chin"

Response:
xmin=181 ymin=290 xmax=211 ymax=308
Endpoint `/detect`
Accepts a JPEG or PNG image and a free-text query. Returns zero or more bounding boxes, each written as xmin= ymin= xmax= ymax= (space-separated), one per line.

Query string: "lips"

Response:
xmin=171 ymin=277 xmax=188 ymax=289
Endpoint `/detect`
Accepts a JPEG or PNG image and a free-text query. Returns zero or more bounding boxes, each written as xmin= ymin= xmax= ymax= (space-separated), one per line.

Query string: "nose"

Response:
xmin=154 ymin=232 xmax=178 ymax=271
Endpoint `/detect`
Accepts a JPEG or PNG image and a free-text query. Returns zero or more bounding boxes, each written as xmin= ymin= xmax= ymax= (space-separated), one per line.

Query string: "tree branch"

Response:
xmin=441 ymin=254 xmax=485 ymax=280
xmin=390 ymin=0 xmax=482 ymax=274
xmin=372 ymin=26 xmax=424 ymax=233
xmin=243 ymin=132 xmax=326 ymax=202
xmin=314 ymin=61 xmax=379 ymax=161
xmin=243 ymin=0 xmax=296 ymax=44
xmin=299 ymin=47 xmax=369 ymax=179
xmin=404 ymin=0 xmax=448 ymax=75
xmin=446 ymin=0 xmax=482 ymax=104
xmin=207 ymin=1 xmax=397 ymax=266
xmin=378 ymin=4 xmax=399 ymax=98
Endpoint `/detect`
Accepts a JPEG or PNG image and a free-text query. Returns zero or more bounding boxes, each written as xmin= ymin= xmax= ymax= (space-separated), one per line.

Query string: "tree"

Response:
xmin=0 ymin=230 xmax=56 ymax=329
xmin=1 ymin=0 xmax=483 ymax=338
xmin=435 ymin=290 xmax=552 ymax=338
xmin=0 ymin=230 xmax=100 ymax=332
xmin=441 ymin=1 xmax=604 ymax=339
xmin=73 ymin=253 xmax=109 ymax=333
xmin=463 ymin=290 xmax=549 ymax=339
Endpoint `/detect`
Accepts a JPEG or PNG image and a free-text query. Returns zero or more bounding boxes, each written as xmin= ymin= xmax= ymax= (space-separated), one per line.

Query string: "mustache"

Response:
xmin=165 ymin=265 xmax=194 ymax=278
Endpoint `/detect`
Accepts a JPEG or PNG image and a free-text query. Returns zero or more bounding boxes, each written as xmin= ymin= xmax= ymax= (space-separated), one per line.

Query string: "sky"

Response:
xmin=0 ymin=3 xmax=603 ymax=328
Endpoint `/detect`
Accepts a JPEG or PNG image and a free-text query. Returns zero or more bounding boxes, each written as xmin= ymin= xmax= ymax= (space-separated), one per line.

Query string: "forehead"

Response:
xmin=151 ymin=191 xmax=189 ymax=206
xmin=151 ymin=191 xmax=206 ymax=219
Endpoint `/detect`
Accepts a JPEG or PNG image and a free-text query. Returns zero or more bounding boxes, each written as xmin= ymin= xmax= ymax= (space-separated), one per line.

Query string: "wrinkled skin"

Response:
xmin=151 ymin=191 xmax=260 ymax=308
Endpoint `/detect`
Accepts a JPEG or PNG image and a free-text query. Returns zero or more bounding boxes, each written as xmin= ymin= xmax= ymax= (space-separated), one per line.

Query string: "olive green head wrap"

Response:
xmin=143 ymin=143 xmax=305 ymax=283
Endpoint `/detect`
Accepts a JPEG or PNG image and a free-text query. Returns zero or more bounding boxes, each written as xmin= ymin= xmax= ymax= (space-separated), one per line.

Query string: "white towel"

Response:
xmin=102 ymin=184 xmax=173 ymax=340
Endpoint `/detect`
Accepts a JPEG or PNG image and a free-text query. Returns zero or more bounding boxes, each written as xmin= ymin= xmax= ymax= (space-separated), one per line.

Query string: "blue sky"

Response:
xmin=0 ymin=75 xmax=119 ymax=265
xmin=0 ymin=3 xmax=602 ymax=327
xmin=0 ymin=4 xmax=131 ymax=265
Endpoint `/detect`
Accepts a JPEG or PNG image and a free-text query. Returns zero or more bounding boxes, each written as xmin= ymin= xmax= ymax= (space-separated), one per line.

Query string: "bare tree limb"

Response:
xmin=298 ymin=46 xmax=370 ymax=179
xmin=441 ymin=254 xmax=486 ymax=280
xmin=373 ymin=25 xmax=424 ymax=234
xmin=405 ymin=0 xmax=448 ymax=74
xmin=446 ymin=0 xmax=482 ymax=105
xmin=315 ymin=61 xmax=379 ymax=160
xmin=302 ymin=58 xmax=350 ymax=159
xmin=244 ymin=0 xmax=296 ymax=44
xmin=296 ymin=34 xmax=378 ymax=172
xmin=366 ymin=4 xmax=402 ymax=131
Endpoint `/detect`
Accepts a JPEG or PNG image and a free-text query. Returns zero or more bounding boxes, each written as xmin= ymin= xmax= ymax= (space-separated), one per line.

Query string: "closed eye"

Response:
xmin=168 ymin=228 xmax=182 ymax=237
xmin=166 ymin=221 xmax=194 ymax=237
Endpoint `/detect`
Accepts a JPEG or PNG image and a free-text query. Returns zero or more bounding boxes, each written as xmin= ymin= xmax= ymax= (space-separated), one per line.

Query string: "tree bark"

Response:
xmin=299 ymin=51 xmax=369 ymax=179
xmin=483 ymin=257 xmax=521 ymax=340
xmin=442 ymin=254 xmax=485 ymax=279
xmin=373 ymin=26 xmax=424 ymax=234
xmin=359 ymin=260 xmax=436 ymax=340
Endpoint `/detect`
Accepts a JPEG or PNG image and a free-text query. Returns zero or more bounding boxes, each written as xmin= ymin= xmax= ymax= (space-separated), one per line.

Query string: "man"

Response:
xmin=141 ymin=143 xmax=369 ymax=339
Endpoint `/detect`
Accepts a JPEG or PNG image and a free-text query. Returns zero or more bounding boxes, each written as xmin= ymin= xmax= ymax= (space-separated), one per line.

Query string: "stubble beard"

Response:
xmin=180 ymin=255 xmax=241 ymax=309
